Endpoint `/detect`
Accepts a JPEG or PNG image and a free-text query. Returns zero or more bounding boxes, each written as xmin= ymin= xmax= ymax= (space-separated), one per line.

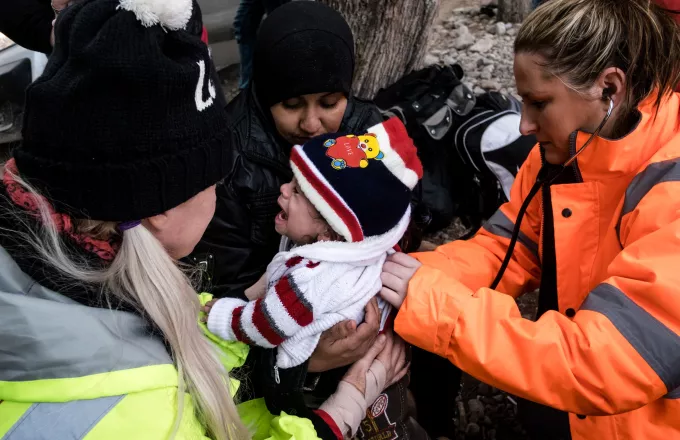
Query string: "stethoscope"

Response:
xmin=490 ymin=97 xmax=615 ymax=289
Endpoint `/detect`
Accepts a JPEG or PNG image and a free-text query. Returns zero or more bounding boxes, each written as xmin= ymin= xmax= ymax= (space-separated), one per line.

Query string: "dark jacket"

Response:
xmin=189 ymin=87 xmax=384 ymax=298
xmin=0 ymin=0 xmax=53 ymax=54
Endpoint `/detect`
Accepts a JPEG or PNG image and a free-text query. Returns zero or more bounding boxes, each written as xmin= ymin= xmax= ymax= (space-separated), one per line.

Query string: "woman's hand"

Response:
xmin=380 ymin=252 xmax=422 ymax=309
xmin=319 ymin=330 xmax=409 ymax=437
xmin=341 ymin=329 xmax=409 ymax=396
xmin=308 ymin=298 xmax=381 ymax=373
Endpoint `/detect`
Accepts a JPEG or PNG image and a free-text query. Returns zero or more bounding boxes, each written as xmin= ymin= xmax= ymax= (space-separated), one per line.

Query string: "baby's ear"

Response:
xmin=317 ymin=227 xmax=341 ymax=242
xmin=316 ymin=229 xmax=333 ymax=242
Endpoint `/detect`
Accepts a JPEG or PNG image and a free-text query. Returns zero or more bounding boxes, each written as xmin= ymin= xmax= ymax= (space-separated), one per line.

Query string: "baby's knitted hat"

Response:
xmin=290 ymin=117 xmax=423 ymax=243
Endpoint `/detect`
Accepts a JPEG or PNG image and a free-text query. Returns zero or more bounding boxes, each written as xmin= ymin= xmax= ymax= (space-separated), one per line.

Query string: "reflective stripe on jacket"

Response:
xmin=0 ymin=247 xmax=322 ymax=440
xmin=395 ymin=93 xmax=680 ymax=440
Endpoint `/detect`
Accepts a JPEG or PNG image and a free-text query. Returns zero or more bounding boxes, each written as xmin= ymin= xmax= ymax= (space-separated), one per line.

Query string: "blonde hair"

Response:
xmin=515 ymin=0 xmax=680 ymax=117
xmin=2 ymin=166 xmax=248 ymax=440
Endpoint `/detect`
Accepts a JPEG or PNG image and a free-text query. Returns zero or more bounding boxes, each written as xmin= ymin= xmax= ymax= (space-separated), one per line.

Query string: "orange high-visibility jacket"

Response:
xmin=395 ymin=93 xmax=680 ymax=440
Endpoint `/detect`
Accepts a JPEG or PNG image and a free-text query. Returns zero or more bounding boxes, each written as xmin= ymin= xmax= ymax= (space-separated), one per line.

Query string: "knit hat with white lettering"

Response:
xmin=13 ymin=0 xmax=228 ymax=221
xmin=290 ymin=117 xmax=423 ymax=243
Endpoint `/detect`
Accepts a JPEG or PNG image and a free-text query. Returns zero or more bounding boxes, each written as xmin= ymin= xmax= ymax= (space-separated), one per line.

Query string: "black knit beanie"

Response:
xmin=14 ymin=0 xmax=228 ymax=221
xmin=253 ymin=1 xmax=355 ymax=108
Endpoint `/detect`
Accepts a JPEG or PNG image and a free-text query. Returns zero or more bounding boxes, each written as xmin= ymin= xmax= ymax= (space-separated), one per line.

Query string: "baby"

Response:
xmin=204 ymin=117 xmax=422 ymax=369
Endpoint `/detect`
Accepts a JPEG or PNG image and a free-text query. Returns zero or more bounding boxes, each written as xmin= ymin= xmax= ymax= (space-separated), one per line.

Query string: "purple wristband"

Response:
xmin=118 ymin=220 xmax=141 ymax=232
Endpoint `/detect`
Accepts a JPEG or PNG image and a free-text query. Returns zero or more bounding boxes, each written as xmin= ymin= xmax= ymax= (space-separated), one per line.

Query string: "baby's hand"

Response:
xmin=200 ymin=299 xmax=217 ymax=323
xmin=380 ymin=253 xmax=422 ymax=309
xmin=245 ymin=273 xmax=268 ymax=300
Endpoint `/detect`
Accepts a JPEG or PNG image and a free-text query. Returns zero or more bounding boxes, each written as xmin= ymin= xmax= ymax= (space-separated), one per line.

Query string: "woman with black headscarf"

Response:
xmin=190 ymin=1 xmax=387 ymax=372
xmin=189 ymin=3 xmax=432 ymax=439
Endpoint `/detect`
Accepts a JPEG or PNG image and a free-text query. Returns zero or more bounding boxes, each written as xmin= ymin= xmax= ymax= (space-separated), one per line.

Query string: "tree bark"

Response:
xmin=498 ymin=0 xmax=532 ymax=23
xmin=318 ymin=0 xmax=440 ymax=100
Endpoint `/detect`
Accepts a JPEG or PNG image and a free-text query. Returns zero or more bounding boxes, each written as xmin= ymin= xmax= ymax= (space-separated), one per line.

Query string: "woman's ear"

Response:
xmin=595 ymin=66 xmax=626 ymax=107
xmin=143 ymin=212 xmax=170 ymax=233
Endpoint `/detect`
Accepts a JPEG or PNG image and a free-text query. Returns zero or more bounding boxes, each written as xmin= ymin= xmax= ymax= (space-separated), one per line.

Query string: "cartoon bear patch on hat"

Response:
xmin=323 ymin=133 xmax=385 ymax=170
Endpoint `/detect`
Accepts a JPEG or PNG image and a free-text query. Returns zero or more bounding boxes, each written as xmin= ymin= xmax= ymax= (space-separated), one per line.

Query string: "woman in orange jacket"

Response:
xmin=380 ymin=1 xmax=680 ymax=439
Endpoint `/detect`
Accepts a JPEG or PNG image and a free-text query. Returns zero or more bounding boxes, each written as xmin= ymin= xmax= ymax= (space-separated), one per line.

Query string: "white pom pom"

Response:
xmin=118 ymin=0 xmax=193 ymax=31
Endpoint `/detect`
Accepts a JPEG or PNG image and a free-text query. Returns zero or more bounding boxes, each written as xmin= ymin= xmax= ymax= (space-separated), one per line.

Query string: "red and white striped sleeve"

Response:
xmin=206 ymin=257 xmax=317 ymax=347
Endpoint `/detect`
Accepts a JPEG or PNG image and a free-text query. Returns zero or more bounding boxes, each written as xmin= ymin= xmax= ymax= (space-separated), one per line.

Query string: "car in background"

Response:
xmin=0 ymin=38 xmax=47 ymax=155
xmin=200 ymin=0 xmax=240 ymax=70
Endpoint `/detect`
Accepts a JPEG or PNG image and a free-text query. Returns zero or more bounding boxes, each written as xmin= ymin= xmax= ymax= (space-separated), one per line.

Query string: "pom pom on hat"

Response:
xmin=118 ymin=0 xmax=193 ymax=30
xmin=368 ymin=117 xmax=423 ymax=190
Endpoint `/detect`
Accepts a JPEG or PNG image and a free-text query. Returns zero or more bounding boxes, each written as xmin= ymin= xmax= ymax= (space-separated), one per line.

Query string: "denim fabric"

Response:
xmin=234 ymin=0 xmax=291 ymax=89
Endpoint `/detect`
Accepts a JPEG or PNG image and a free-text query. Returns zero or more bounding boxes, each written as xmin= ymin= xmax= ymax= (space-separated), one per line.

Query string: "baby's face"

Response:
xmin=275 ymin=178 xmax=331 ymax=244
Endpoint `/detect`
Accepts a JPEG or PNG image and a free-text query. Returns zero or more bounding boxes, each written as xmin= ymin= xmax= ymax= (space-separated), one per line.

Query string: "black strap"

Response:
xmin=490 ymin=165 xmax=566 ymax=289
xmin=253 ymin=347 xmax=339 ymax=440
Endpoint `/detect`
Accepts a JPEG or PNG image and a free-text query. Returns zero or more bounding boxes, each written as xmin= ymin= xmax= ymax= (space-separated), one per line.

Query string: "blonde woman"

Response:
xmin=0 ymin=0 xmax=406 ymax=439
xmin=380 ymin=1 xmax=680 ymax=439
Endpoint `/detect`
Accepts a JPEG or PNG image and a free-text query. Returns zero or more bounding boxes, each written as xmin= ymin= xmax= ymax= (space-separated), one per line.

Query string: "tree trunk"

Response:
xmin=498 ymin=0 xmax=531 ymax=23
xmin=318 ymin=0 xmax=440 ymax=100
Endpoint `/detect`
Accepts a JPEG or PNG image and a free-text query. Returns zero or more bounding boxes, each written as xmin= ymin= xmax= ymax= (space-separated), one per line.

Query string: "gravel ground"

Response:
xmin=427 ymin=5 xmax=519 ymax=98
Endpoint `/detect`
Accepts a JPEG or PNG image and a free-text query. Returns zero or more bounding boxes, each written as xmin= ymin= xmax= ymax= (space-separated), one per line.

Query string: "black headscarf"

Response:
xmin=253 ymin=1 xmax=355 ymax=108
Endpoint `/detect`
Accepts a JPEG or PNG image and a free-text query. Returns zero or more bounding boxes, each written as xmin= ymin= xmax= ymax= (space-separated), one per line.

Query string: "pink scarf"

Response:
xmin=3 ymin=158 xmax=119 ymax=261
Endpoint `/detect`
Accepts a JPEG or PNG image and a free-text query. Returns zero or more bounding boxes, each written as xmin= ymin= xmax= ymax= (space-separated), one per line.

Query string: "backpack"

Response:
xmin=373 ymin=64 xmax=536 ymax=235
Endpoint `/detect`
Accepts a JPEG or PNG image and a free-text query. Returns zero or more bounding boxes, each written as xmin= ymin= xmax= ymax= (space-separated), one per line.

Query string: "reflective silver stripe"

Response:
xmin=1 ymin=395 xmax=124 ymax=440
xmin=617 ymin=158 xmax=680 ymax=239
xmin=0 ymin=247 xmax=172 ymax=382
xmin=581 ymin=283 xmax=680 ymax=391
xmin=482 ymin=209 xmax=539 ymax=260
xmin=665 ymin=386 xmax=680 ymax=399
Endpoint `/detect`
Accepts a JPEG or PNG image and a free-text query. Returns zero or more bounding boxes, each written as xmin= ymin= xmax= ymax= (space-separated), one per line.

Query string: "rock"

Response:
xmin=465 ymin=422 xmax=481 ymax=437
xmin=493 ymin=394 xmax=505 ymax=402
xmin=478 ymin=383 xmax=492 ymax=396
xmin=473 ymin=86 xmax=485 ymax=95
xmin=483 ymin=416 xmax=493 ymax=426
xmin=488 ymin=428 xmax=497 ymax=440
xmin=480 ymin=70 xmax=492 ymax=80
xmin=442 ymin=55 xmax=456 ymax=65
xmin=470 ymin=38 xmax=494 ymax=53
xmin=467 ymin=71 xmax=480 ymax=79
xmin=482 ymin=64 xmax=495 ymax=74
xmin=508 ymin=27 xmax=518 ymax=36
xmin=505 ymin=23 xmax=513 ymax=30
xmin=424 ymin=54 xmax=439 ymax=66
xmin=457 ymin=399 xmax=467 ymax=428
xmin=481 ymin=79 xmax=501 ymax=90
xmin=457 ymin=24 xmax=470 ymax=36
xmin=468 ymin=398 xmax=485 ymax=420
xmin=496 ymin=22 xmax=507 ymax=36
xmin=454 ymin=31 xmax=475 ymax=50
